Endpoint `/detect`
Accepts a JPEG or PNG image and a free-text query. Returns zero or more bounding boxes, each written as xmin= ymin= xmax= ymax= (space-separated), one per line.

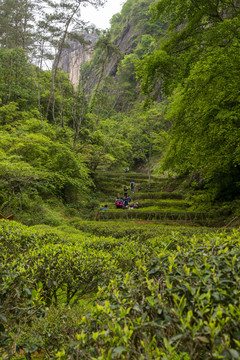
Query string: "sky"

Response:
xmin=80 ymin=0 xmax=127 ymax=30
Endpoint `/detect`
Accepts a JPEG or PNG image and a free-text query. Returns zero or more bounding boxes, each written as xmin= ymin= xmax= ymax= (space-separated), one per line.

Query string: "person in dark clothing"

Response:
xmin=123 ymin=186 xmax=128 ymax=197
xmin=130 ymin=181 xmax=135 ymax=193
xmin=123 ymin=198 xmax=129 ymax=208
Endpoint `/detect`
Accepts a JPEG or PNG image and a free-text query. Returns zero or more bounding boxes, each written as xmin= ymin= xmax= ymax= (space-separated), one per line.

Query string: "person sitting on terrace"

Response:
xmin=129 ymin=202 xmax=139 ymax=209
xmin=116 ymin=198 xmax=124 ymax=209
xmin=123 ymin=198 xmax=129 ymax=208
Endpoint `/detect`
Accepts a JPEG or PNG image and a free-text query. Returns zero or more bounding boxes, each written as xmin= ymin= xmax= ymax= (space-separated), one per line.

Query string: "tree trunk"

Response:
xmin=46 ymin=7 xmax=78 ymax=117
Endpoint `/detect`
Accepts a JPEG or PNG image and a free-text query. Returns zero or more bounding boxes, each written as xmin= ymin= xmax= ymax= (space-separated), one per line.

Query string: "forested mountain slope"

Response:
xmin=0 ymin=0 xmax=239 ymax=223
xmin=79 ymin=0 xmax=240 ymax=204
xmin=78 ymin=0 xmax=165 ymax=92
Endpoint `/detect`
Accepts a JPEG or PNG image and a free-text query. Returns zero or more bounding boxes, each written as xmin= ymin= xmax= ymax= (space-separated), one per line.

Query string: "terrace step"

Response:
xmin=96 ymin=210 xmax=213 ymax=225
xmin=95 ymin=171 xmax=159 ymax=180
xmin=93 ymin=171 xmax=210 ymax=225
xmin=136 ymin=192 xmax=184 ymax=200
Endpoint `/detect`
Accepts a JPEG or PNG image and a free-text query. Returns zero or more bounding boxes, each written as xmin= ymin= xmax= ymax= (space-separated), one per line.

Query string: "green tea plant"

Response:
xmin=69 ymin=219 xmax=219 ymax=241
xmin=73 ymin=230 xmax=240 ymax=359
xmin=0 ymin=254 xmax=44 ymax=359
xmin=1 ymin=219 xmax=239 ymax=359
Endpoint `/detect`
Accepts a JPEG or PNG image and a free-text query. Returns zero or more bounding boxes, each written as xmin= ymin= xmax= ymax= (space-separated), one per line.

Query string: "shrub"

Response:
xmin=74 ymin=230 xmax=240 ymax=359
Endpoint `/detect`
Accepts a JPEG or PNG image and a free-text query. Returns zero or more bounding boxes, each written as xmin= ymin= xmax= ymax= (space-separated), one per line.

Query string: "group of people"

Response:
xmin=115 ymin=196 xmax=139 ymax=209
xmin=115 ymin=181 xmax=139 ymax=209
xmin=100 ymin=168 xmax=140 ymax=213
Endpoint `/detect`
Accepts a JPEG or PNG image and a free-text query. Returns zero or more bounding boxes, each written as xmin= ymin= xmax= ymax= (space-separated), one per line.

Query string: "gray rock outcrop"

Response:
xmin=59 ymin=34 xmax=98 ymax=88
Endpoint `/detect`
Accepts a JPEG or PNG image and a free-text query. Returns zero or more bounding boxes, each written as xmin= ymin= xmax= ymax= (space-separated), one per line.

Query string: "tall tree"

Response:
xmin=137 ymin=0 xmax=240 ymax=198
xmin=138 ymin=0 xmax=240 ymax=97
xmin=0 ymin=47 xmax=36 ymax=108
xmin=0 ymin=0 xmax=36 ymax=49
xmin=72 ymin=31 xmax=121 ymax=148
xmin=43 ymin=0 xmax=106 ymax=118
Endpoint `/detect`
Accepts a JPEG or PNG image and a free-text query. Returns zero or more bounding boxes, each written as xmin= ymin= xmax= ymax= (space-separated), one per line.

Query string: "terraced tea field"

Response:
xmin=2 ymin=215 xmax=239 ymax=359
xmin=93 ymin=171 xmax=216 ymax=225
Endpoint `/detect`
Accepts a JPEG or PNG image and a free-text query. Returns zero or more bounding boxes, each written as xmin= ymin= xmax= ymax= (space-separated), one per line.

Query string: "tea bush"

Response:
xmin=136 ymin=192 xmax=184 ymax=200
xmin=69 ymin=219 xmax=218 ymax=241
xmin=74 ymin=230 xmax=240 ymax=360
xmin=138 ymin=199 xmax=190 ymax=209
xmin=0 ymin=220 xmax=169 ymax=357
xmin=1 ymin=219 xmax=239 ymax=359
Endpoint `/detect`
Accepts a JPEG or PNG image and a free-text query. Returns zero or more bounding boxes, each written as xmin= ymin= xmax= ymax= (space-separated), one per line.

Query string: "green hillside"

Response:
xmin=0 ymin=0 xmax=239 ymax=220
xmin=0 ymin=0 xmax=240 ymax=358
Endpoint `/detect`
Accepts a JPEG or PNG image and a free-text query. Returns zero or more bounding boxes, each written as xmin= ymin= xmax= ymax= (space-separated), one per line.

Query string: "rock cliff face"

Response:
xmin=104 ymin=23 xmax=136 ymax=77
xmin=59 ymin=34 xmax=98 ymax=88
xmin=59 ymin=24 xmax=137 ymax=89
xmin=59 ymin=0 xmax=159 ymax=89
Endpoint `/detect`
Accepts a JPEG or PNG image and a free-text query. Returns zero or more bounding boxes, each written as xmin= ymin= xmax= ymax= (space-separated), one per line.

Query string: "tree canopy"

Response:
xmin=136 ymin=0 xmax=240 ymax=199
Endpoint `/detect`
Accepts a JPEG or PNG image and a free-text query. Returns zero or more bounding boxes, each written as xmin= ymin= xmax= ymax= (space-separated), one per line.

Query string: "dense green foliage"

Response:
xmin=69 ymin=219 xmax=215 ymax=239
xmin=1 ymin=0 xmax=239 ymax=219
xmin=0 ymin=52 xmax=90 ymax=223
xmin=68 ymin=0 xmax=240 ymax=205
xmin=1 ymin=1 xmax=240 ymax=359
xmin=0 ymin=0 xmax=110 ymax=220
xmin=1 ymin=220 xmax=240 ymax=359
xmin=78 ymin=0 xmax=168 ymax=174
xmin=0 ymin=3 xmax=239 ymax=360
xmin=136 ymin=0 xmax=240 ymax=200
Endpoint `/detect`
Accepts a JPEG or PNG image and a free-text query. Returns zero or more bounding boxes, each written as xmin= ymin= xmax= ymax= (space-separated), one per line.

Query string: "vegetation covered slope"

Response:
xmin=0 ymin=0 xmax=240 ymax=219
xmin=0 ymin=2 xmax=240 ymax=359
xmin=0 ymin=0 xmax=167 ymax=222
xmin=137 ymin=0 xmax=240 ymax=201
xmin=0 ymin=48 xmax=92 ymax=224
xmin=79 ymin=0 xmax=240 ymax=204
